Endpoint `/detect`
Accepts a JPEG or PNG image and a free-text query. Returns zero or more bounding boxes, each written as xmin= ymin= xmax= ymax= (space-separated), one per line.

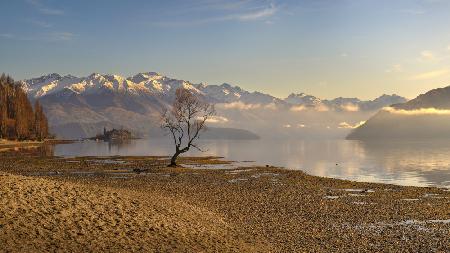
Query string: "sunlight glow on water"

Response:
xmin=54 ymin=139 xmax=450 ymax=188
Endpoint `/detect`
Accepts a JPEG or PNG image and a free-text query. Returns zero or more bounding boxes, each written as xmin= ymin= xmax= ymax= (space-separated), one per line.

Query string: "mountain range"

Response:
xmin=20 ymin=72 xmax=407 ymax=139
xmin=348 ymin=85 xmax=450 ymax=140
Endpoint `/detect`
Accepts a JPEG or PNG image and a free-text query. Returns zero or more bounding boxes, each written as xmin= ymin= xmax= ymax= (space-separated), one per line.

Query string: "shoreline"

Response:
xmin=0 ymin=139 xmax=43 ymax=146
xmin=0 ymin=155 xmax=449 ymax=252
xmin=3 ymin=137 xmax=447 ymax=189
xmin=0 ymin=139 xmax=76 ymax=151
xmin=0 ymin=139 xmax=76 ymax=146
xmin=0 ymin=146 xmax=448 ymax=189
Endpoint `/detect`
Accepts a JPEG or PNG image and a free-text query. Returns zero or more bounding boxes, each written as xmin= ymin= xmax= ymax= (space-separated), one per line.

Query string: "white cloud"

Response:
xmin=150 ymin=2 xmax=277 ymax=27
xmin=340 ymin=103 xmax=359 ymax=112
xmin=235 ymin=4 xmax=277 ymax=21
xmin=315 ymin=104 xmax=330 ymax=112
xmin=282 ymin=123 xmax=307 ymax=129
xmin=290 ymin=105 xmax=305 ymax=112
xmin=263 ymin=103 xmax=278 ymax=110
xmin=383 ymin=107 xmax=450 ymax=115
xmin=217 ymin=101 xmax=261 ymax=110
xmin=205 ymin=115 xmax=229 ymax=123
xmin=26 ymin=0 xmax=64 ymax=15
xmin=419 ymin=50 xmax=436 ymax=61
xmin=338 ymin=121 xmax=365 ymax=129
xmin=290 ymin=104 xmax=330 ymax=112
xmin=409 ymin=69 xmax=449 ymax=80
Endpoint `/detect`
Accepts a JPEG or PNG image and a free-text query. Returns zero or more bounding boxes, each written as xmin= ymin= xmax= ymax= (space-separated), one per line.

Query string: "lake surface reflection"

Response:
xmin=54 ymin=139 xmax=450 ymax=188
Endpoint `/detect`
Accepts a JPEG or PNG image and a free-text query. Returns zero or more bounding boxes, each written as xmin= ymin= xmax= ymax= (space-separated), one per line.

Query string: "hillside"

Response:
xmin=348 ymin=85 xmax=450 ymax=140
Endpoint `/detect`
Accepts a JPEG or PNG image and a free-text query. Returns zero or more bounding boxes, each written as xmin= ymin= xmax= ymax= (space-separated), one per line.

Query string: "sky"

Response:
xmin=2 ymin=0 xmax=450 ymax=99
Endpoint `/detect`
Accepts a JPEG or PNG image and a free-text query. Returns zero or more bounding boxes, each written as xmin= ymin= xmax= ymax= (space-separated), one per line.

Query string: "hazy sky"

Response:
xmin=2 ymin=0 xmax=450 ymax=99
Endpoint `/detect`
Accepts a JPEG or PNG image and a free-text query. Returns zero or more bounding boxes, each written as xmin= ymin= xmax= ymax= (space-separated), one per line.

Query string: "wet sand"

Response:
xmin=0 ymin=155 xmax=449 ymax=252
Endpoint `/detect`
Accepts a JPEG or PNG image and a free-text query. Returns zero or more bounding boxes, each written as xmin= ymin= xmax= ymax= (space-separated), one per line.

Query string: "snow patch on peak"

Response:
xmin=26 ymin=73 xmax=62 ymax=86
xmin=285 ymin=93 xmax=322 ymax=106
xmin=128 ymin=72 xmax=162 ymax=83
xmin=196 ymin=82 xmax=208 ymax=89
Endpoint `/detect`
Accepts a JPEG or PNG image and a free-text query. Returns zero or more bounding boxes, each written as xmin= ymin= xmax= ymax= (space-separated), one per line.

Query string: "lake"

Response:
xmin=54 ymin=138 xmax=450 ymax=188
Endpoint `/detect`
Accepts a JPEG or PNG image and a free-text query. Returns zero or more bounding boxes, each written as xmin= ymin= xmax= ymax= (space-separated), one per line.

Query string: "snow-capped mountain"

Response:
xmin=23 ymin=72 xmax=157 ymax=98
xmin=22 ymin=73 xmax=281 ymax=105
xmin=200 ymin=83 xmax=281 ymax=105
xmin=20 ymin=72 xmax=407 ymax=139
xmin=22 ymin=72 xmax=206 ymax=100
xmin=21 ymin=72 xmax=406 ymax=110
xmin=285 ymin=93 xmax=322 ymax=107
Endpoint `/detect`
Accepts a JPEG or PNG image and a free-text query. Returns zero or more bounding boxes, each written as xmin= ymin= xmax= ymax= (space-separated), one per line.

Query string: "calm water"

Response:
xmin=54 ymin=138 xmax=450 ymax=188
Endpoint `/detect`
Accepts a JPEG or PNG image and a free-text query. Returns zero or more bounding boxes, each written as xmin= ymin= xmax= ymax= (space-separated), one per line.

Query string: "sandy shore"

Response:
xmin=0 ymin=155 xmax=449 ymax=252
xmin=0 ymin=173 xmax=261 ymax=252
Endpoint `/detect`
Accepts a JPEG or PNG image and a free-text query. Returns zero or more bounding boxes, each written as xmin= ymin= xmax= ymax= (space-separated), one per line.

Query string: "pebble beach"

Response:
xmin=0 ymin=154 xmax=449 ymax=252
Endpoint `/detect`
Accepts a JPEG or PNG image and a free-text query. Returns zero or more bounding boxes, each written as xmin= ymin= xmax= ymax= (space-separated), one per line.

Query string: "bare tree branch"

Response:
xmin=160 ymin=87 xmax=215 ymax=166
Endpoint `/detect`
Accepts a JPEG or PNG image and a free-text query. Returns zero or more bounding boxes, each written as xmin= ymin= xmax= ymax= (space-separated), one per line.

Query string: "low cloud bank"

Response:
xmin=211 ymin=103 xmax=375 ymax=139
xmin=338 ymin=121 xmax=366 ymax=129
xmin=383 ymin=107 xmax=450 ymax=115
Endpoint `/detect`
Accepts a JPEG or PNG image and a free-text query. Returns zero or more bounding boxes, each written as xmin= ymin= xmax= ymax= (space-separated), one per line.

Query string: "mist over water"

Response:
xmin=54 ymin=138 xmax=450 ymax=188
xmin=211 ymin=106 xmax=377 ymax=140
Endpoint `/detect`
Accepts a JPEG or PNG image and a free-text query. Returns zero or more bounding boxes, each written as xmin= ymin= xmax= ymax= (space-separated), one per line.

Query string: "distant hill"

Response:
xmin=20 ymin=72 xmax=406 ymax=139
xmin=392 ymin=86 xmax=450 ymax=110
xmin=348 ymin=85 xmax=450 ymax=140
xmin=202 ymin=127 xmax=260 ymax=140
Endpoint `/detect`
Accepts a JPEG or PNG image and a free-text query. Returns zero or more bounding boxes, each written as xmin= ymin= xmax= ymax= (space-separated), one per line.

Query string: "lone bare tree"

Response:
xmin=161 ymin=87 xmax=215 ymax=167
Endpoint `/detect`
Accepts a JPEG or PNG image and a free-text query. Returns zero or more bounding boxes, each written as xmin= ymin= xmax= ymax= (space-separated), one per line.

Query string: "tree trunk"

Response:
xmin=169 ymin=151 xmax=181 ymax=167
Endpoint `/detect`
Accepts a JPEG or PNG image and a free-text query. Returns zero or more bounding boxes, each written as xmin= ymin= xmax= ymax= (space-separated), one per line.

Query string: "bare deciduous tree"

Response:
xmin=161 ymin=87 xmax=215 ymax=167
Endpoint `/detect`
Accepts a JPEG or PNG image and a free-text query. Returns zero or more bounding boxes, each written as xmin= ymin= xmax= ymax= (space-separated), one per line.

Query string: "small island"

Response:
xmin=90 ymin=128 xmax=133 ymax=142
